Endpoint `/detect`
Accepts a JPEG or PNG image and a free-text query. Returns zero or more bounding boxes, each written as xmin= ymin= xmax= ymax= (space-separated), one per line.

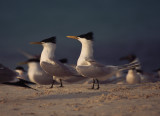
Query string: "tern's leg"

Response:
xmin=96 ymin=79 xmax=100 ymax=89
xmin=92 ymin=79 xmax=95 ymax=89
xmin=50 ymin=80 xmax=56 ymax=88
xmin=59 ymin=79 xmax=64 ymax=87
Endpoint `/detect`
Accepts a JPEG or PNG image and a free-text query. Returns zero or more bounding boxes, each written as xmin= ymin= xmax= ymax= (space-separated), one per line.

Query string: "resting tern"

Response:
xmin=120 ymin=54 xmax=142 ymax=84
xmin=15 ymin=66 xmax=28 ymax=80
xmin=66 ymin=32 xmax=140 ymax=89
xmin=20 ymin=58 xmax=55 ymax=87
xmin=136 ymin=69 xmax=159 ymax=83
xmin=0 ymin=63 xmax=37 ymax=90
xmin=30 ymin=37 xmax=86 ymax=87
xmin=125 ymin=68 xmax=141 ymax=84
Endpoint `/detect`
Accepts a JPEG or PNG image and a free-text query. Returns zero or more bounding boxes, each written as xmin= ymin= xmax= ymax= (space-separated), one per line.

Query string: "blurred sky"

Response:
xmin=0 ymin=0 xmax=160 ymax=71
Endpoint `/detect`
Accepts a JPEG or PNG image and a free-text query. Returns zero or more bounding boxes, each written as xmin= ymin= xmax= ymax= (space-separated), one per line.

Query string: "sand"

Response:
xmin=0 ymin=82 xmax=160 ymax=116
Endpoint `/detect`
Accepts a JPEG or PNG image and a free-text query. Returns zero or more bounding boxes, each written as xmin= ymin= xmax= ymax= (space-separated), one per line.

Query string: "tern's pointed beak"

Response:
xmin=30 ymin=42 xmax=42 ymax=45
xmin=17 ymin=61 xmax=28 ymax=65
xmin=66 ymin=36 xmax=78 ymax=39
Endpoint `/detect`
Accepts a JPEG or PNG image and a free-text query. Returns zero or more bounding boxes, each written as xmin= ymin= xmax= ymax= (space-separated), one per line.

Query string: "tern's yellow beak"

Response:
xmin=30 ymin=42 xmax=42 ymax=45
xmin=66 ymin=36 xmax=78 ymax=39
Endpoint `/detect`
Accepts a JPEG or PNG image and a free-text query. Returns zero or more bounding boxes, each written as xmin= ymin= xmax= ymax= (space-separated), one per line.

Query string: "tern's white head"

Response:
xmin=26 ymin=59 xmax=41 ymax=69
xmin=19 ymin=58 xmax=41 ymax=72
xmin=66 ymin=32 xmax=94 ymax=65
xmin=30 ymin=36 xmax=56 ymax=62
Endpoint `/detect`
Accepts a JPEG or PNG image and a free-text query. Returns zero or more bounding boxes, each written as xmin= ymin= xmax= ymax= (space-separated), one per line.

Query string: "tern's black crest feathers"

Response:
xmin=78 ymin=32 xmax=93 ymax=41
xmin=41 ymin=36 xmax=56 ymax=43
xmin=15 ymin=66 xmax=26 ymax=72
xmin=27 ymin=58 xmax=40 ymax=63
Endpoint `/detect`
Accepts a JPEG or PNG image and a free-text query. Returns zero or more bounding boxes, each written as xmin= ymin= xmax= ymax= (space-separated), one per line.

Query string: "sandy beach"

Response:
xmin=0 ymin=82 xmax=160 ymax=116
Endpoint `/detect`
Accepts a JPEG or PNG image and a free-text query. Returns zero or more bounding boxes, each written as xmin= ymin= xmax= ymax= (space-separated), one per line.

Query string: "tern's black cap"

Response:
xmin=41 ymin=36 xmax=56 ymax=43
xmin=78 ymin=32 xmax=93 ymax=41
xmin=27 ymin=58 xmax=40 ymax=63
xmin=15 ymin=66 xmax=26 ymax=72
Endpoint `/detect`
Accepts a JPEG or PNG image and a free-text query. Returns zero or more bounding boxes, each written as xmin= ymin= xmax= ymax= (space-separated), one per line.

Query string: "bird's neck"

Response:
xmin=41 ymin=43 xmax=56 ymax=62
xmin=28 ymin=63 xmax=42 ymax=73
xmin=77 ymin=40 xmax=94 ymax=65
xmin=128 ymin=69 xmax=137 ymax=76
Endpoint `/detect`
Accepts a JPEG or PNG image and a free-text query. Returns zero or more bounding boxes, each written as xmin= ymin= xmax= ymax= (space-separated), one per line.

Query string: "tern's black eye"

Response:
xmin=41 ymin=36 xmax=56 ymax=43
xmin=78 ymin=32 xmax=93 ymax=41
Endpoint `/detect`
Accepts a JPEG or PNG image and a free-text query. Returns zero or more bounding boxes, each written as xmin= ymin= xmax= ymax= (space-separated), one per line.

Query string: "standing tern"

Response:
xmin=30 ymin=37 xmax=86 ymax=87
xmin=0 ymin=64 xmax=37 ymax=90
xmin=66 ymin=32 xmax=140 ymax=89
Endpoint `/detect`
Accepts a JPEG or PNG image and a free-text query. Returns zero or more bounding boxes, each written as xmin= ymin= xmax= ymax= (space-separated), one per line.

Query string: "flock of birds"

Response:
xmin=0 ymin=32 xmax=160 ymax=91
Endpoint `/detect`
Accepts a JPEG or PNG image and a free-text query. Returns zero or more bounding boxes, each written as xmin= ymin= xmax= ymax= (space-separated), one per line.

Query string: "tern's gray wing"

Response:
xmin=0 ymin=64 xmax=17 ymax=83
xmin=77 ymin=60 xmax=118 ymax=78
xmin=40 ymin=60 xmax=74 ymax=77
xmin=64 ymin=64 xmax=84 ymax=77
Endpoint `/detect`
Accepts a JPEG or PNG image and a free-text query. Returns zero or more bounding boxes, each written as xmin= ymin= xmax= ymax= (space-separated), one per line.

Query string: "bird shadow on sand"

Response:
xmin=32 ymin=91 xmax=109 ymax=100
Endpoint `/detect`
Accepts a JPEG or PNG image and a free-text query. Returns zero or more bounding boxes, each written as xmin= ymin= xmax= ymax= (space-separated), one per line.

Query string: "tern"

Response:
xmin=15 ymin=66 xmax=36 ymax=84
xmin=15 ymin=66 xmax=29 ymax=80
xmin=30 ymin=37 xmax=86 ymax=87
xmin=66 ymin=32 xmax=140 ymax=89
xmin=0 ymin=63 xmax=37 ymax=90
xmin=20 ymin=58 xmax=55 ymax=87
xmin=136 ymin=69 xmax=159 ymax=83
xmin=120 ymin=54 xmax=142 ymax=84
xmin=125 ymin=68 xmax=141 ymax=84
